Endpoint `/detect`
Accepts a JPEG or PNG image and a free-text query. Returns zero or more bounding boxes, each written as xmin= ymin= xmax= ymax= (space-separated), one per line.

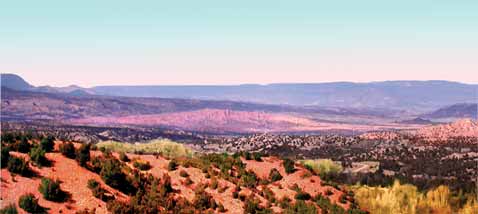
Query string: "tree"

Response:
xmin=76 ymin=143 xmax=91 ymax=167
xmin=59 ymin=142 xmax=76 ymax=159
xmin=7 ymin=156 xmax=31 ymax=177
xmin=283 ymin=158 xmax=295 ymax=174
xmin=18 ymin=193 xmax=44 ymax=213
xmin=100 ymin=158 xmax=127 ymax=191
xmin=29 ymin=146 xmax=50 ymax=167
xmin=269 ymin=168 xmax=283 ymax=182
xmin=1 ymin=147 xmax=10 ymax=168
xmin=16 ymin=136 xmax=31 ymax=153
xmin=40 ymin=136 xmax=55 ymax=152
xmin=38 ymin=177 xmax=66 ymax=202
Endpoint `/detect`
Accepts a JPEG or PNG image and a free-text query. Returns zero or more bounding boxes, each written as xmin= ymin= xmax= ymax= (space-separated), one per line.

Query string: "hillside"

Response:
xmin=421 ymin=103 xmax=477 ymax=120
xmin=1 ymin=140 xmax=357 ymax=214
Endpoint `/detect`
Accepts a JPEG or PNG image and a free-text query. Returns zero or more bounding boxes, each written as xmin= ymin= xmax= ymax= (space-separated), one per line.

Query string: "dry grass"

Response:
xmin=96 ymin=139 xmax=194 ymax=158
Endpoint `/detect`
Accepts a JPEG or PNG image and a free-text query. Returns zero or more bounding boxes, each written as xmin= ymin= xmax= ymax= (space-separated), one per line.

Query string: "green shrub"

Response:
xmin=269 ymin=168 xmax=283 ymax=182
xmin=244 ymin=197 xmax=272 ymax=214
xmin=168 ymin=159 xmax=178 ymax=171
xmin=119 ymin=152 xmax=129 ymax=162
xmin=18 ymin=193 xmax=44 ymax=213
xmin=133 ymin=160 xmax=151 ymax=171
xmin=16 ymin=137 xmax=31 ymax=153
xmin=283 ymin=158 xmax=295 ymax=174
xmin=295 ymin=191 xmax=312 ymax=201
xmin=284 ymin=200 xmax=317 ymax=214
xmin=0 ymin=203 xmax=18 ymax=214
xmin=76 ymin=143 xmax=91 ymax=167
xmin=100 ymin=158 xmax=129 ymax=193
xmin=38 ymin=177 xmax=66 ymax=202
xmin=59 ymin=142 xmax=76 ymax=159
xmin=29 ymin=146 xmax=50 ymax=167
xmin=87 ymin=179 xmax=109 ymax=201
xmin=40 ymin=136 xmax=55 ymax=152
xmin=7 ymin=156 xmax=31 ymax=177
xmin=252 ymin=153 xmax=263 ymax=161
xmin=1 ymin=147 xmax=11 ymax=168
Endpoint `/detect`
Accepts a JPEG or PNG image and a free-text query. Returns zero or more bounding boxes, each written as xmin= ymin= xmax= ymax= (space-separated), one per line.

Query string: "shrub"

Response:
xmin=7 ymin=156 xmax=31 ymax=177
xmin=119 ymin=152 xmax=129 ymax=162
xmin=0 ymin=203 xmax=18 ymax=214
xmin=168 ymin=159 xmax=178 ymax=171
xmin=252 ymin=153 xmax=263 ymax=161
xmin=133 ymin=160 xmax=151 ymax=171
xmin=100 ymin=158 xmax=132 ymax=194
xmin=16 ymin=137 xmax=31 ymax=153
xmin=76 ymin=143 xmax=91 ymax=167
xmin=325 ymin=189 xmax=333 ymax=196
xmin=38 ymin=177 xmax=66 ymax=202
xmin=295 ymin=191 xmax=312 ymax=201
xmin=193 ymin=187 xmax=216 ymax=210
xmin=40 ymin=136 xmax=55 ymax=152
xmin=18 ymin=193 xmax=44 ymax=213
xmin=96 ymin=139 xmax=194 ymax=158
xmin=244 ymin=197 xmax=272 ymax=214
xmin=59 ymin=142 xmax=76 ymax=159
xmin=269 ymin=168 xmax=283 ymax=182
xmin=283 ymin=158 xmax=295 ymax=174
xmin=300 ymin=159 xmax=343 ymax=179
xmin=29 ymin=146 xmax=50 ymax=167
xmin=87 ymin=179 xmax=100 ymax=189
xmin=284 ymin=200 xmax=317 ymax=214
xmin=339 ymin=194 xmax=347 ymax=204
xmin=1 ymin=147 xmax=10 ymax=168
xmin=179 ymin=170 xmax=189 ymax=177
xmin=87 ymin=179 xmax=109 ymax=201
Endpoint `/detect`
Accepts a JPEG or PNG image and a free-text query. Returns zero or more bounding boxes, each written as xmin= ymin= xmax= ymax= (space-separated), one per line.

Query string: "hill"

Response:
xmin=421 ymin=103 xmax=477 ymax=120
xmin=1 ymin=140 xmax=357 ymax=214
xmin=92 ymin=81 xmax=478 ymax=111
xmin=0 ymin=73 xmax=34 ymax=91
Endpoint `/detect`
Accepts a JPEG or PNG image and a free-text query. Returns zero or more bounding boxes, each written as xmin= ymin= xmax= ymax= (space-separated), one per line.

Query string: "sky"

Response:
xmin=1 ymin=0 xmax=477 ymax=87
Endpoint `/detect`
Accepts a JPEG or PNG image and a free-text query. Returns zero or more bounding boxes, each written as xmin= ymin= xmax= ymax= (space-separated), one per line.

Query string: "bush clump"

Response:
xmin=283 ymin=158 xmax=295 ymax=174
xmin=7 ymin=156 xmax=31 ymax=177
xmin=39 ymin=136 xmax=55 ymax=152
xmin=29 ymin=146 xmax=50 ymax=167
xmin=38 ymin=177 xmax=66 ymax=202
xmin=76 ymin=143 xmax=91 ymax=167
xmin=18 ymin=193 xmax=44 ymax=213
xmin=133 ymin=160 xmax=151 ymax=171
xmin=119 ymin=152 xmax=129 ymax=162
xmin=168 ymin=159 xmax=178 ymax=171
xmin=59 ymin=142 xmax=76 ymax=159
xmin=16 ymin=137 xmax=31 ymax=153
xmin=269 ymin=168 xmax=283 ymax=182
xmin=1 ymin=147 xmax=11 ymax=168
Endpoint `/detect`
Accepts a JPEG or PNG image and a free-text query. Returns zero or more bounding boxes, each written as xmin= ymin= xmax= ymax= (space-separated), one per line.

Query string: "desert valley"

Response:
xmin=0 ymin=73 xmax=477 ymax=214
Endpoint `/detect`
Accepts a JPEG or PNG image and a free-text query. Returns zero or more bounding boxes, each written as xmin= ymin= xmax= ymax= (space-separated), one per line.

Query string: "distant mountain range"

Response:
xmin=1 ymin=73 xmax=476 ymax=133
xmin=2 ymin=73 xmax=477 ymax=112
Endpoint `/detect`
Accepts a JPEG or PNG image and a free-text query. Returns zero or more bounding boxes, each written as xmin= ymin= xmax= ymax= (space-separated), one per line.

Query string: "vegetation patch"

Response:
xmin=96 ymin=139 xmax=194 ymax=158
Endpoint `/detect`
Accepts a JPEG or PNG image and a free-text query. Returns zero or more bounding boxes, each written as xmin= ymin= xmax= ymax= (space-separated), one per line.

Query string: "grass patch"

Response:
xmin=96 ymin=139 xmax=194 ymax=158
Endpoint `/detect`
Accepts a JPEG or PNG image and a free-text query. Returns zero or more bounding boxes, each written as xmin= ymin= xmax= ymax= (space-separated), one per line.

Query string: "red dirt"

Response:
xmin=1 ymin=152 xmax=128 ymax=214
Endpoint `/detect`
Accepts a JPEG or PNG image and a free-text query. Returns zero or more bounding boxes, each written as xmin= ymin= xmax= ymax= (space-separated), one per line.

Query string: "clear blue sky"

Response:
xmin=1 ymin=0 xmax=477 ymax=87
